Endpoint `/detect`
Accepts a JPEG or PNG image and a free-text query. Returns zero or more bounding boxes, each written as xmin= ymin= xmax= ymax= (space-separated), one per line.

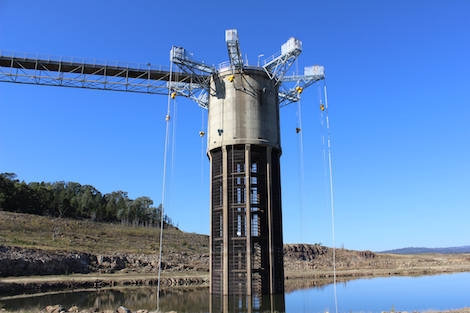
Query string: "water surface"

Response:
xmin=1 ymin=273 xmax=469 ymax=312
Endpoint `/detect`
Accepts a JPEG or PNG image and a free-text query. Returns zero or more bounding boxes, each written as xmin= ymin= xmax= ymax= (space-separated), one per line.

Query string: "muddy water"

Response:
xmin=1 ymin=273 xmax=469 ymax=312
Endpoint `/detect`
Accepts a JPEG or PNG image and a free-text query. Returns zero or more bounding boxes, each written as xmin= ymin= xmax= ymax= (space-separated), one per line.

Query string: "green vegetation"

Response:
xmin=0 ymin=173 xmax=172 ymax=227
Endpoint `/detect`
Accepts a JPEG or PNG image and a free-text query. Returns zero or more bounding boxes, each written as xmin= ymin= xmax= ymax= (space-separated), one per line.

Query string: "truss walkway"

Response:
xmin=0 ymin=51 xmax=208 ymax=95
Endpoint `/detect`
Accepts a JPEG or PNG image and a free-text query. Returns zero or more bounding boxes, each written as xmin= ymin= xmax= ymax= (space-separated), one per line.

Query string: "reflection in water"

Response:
xmin=210 ymin=294 xmax=285 ymax=313
xmin=284 ymin=277 xmax=348 ymax=293
xmin=3 ymin=273 xmax=469 ymax=312
xmin=0 ymin=287 xmax=210 ymax=312
xmin=0 ymin=288 xmax=285 ymax=313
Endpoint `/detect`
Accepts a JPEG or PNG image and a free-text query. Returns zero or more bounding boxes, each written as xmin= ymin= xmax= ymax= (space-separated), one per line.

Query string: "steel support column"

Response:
xmin=245 ymin=144 xmax=252 ymax=296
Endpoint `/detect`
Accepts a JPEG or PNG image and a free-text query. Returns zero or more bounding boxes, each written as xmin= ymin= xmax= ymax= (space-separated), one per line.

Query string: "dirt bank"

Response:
xmin=3 ymin=243 xmax=469 ymax=278
xmin=284 ymin=243 xmax=470 ymax=273
xmin=1 ymin=211 xmax=469 ymax=296
xmin=0 ymin=244 xmax=208 ymax=277
xmin=0 ymin=273 xmax=209 ymax=297
xmin=1 ymin=243 xmax=469 ymax=296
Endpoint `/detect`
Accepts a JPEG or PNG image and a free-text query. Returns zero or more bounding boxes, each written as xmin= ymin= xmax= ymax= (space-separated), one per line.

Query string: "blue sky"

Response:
xmin=0 ymin=0 xmax=469 ymax=252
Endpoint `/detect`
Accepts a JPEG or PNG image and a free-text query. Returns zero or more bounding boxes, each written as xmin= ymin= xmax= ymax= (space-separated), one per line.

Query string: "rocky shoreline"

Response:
xmin=1 ymin=243 xmax=470 ymax=297
xmin=1 ymin=304 xmax=173 ymax=313
xmin=0 ymin=275 xmax=208 ymax=297
xmin=0 ymin=244 xmax=208 ymax=277
xmin=0 ymin=304 xmax=469 ymax=313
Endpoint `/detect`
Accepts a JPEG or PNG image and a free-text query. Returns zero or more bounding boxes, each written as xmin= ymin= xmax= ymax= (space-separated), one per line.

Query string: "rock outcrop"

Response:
xmin=0 ymin=244 xmax=209 ymax=277
xmin=0 ymin=245 xmax=92 ymax=276
xmin=0 ymin=243 xmax=378 ymax=277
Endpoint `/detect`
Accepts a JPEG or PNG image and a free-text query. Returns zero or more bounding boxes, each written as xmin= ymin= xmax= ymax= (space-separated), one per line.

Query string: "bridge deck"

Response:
xmin=0 ymin=51 xmax=209 ymax=96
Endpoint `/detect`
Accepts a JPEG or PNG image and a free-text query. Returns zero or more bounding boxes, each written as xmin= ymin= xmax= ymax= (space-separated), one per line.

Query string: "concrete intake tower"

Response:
xmin=208 ymin=67 xmax=284 ymax=296
xmin=170 ymin=29 xmax=324 ymax=297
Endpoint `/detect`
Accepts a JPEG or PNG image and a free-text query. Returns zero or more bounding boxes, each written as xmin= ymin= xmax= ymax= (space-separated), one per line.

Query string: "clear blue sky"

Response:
xmin=1 ymin=0 xmax=469 ymax=252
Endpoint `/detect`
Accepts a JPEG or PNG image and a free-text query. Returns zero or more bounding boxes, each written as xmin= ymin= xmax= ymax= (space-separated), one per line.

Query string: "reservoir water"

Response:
xmin=1 ymin=273 xmax=469 ymax=312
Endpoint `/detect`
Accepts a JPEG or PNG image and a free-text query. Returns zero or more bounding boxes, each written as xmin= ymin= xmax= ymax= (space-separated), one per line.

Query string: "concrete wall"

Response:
xmin=207 ymin=68 xmax=281 ymax=153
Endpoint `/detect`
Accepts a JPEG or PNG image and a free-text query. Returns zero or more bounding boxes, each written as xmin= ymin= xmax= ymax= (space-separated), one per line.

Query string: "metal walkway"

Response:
xmin=0 ymin=51 xmax=209 ymax=95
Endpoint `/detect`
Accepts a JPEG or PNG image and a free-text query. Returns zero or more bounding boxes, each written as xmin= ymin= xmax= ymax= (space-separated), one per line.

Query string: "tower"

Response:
xmin=169 ymin=29 xmax=324 ymax=296
xmin=208 ymin=67 xmax=284 ymax=295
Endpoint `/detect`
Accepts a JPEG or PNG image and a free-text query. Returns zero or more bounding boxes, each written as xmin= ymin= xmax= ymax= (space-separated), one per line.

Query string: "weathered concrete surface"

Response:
xmin=207 ymin=68 xmax=280 ymax=151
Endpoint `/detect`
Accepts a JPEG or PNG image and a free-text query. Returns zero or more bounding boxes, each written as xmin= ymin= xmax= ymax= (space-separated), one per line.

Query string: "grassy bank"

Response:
xmin=1 ymin=211 xmax=469 ymax=281
xmin=0 ymin=211 xmax=209 ymax=255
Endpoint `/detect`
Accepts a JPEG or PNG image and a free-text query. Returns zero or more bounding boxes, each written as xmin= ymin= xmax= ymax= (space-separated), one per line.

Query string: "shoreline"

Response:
xmin=1 ymin=269 xmax=469 ymax=313
xmin=0 ymin=305 xmax=468 ymax=313
xmin=1 ymin=264 xmax=469 ymax=298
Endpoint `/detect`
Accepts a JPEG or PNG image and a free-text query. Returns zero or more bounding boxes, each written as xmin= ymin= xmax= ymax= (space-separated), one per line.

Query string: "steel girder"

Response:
xmin=1 ymin=29 xmax=325 ymax=110
xmin=225 ymin=29 xmax=244 ymax=74
xmin=262 ymin=38 xmax=302 ymax=85
xmin=0 ymin=51 xmax=203 ymax=96
xmin=170 ymin=47 xmax=216 ymax=109
xmin=278 ymin=71 xmax=325 ymax=107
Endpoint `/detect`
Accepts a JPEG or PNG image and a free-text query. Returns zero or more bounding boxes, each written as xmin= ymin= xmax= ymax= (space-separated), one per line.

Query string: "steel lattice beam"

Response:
xmin=262 ymin=37 xmax=303 ymax=85
xmin=225 ymin=29 xmax=244 ymax=73
xmin=278 ymin=65 xmax=325 ymax=107
xmin=0 ymin=51 xmax=209 ymax=96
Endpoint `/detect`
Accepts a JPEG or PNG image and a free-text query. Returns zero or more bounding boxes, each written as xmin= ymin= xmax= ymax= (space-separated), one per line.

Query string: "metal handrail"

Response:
xmin=0 ymin=50 xmax=171 ymax=72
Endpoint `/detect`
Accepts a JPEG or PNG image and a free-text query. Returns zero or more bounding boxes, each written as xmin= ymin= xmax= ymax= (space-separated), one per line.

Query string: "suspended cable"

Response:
xmin=318 ymin=82 xmax=331 ymax=252
xmin=296 ymin=95 xmax=310 ymax=313
xmin=169 ymin=100 xmax=178 ymax=226
xmin=156 ymin=53 xmax=174 ymax=313
xmin=318 ymin=80 xmax=337 ymax=313
xmin=296 ymin=97 xmax=306 ymax=241
xmin=200 ymin=108 xmax=205 ymax=234
xmin=324 ymin=80 xmax=338 ymax=313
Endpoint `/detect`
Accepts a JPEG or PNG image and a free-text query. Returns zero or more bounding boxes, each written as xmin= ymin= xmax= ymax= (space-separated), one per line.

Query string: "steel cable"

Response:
xmin=156 ymin=51 xmax=174 ymax=312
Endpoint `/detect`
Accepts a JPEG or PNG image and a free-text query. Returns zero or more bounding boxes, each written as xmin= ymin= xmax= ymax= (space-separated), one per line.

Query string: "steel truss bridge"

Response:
xmin=0 ymin=50 xmax=208 ymax=97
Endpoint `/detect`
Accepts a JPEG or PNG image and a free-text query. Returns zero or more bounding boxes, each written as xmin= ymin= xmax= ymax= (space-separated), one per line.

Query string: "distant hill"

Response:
xmin=379 ymin=246 xmax=470 ymax=254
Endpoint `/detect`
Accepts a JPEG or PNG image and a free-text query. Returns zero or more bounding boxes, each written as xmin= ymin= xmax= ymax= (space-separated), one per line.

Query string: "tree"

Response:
xmin=0 ymin=173 xmax=175 ymax=228
xmin=79 ymin=186 xmax=102 ymax=220
xmin=0 ymin=173 xmax=19 ymax=210
xmin=104 ymin=191 xmax=129 ymax=221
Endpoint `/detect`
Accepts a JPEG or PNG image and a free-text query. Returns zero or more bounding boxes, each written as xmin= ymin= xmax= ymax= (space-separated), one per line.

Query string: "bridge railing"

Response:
xmin=0 ymin=50 xmax=171 ymax=72
xmin=0 ymin=50 xmax=197 ymax=95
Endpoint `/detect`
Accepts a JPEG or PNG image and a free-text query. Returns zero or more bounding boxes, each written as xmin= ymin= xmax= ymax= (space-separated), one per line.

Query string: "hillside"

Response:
xmin=0 ymin=210 xmax=210 ymax=276
xmin=1 ymin=211 xmax=469 ymax=283
xmin=380 ymin=246 xmax=470 ymax=254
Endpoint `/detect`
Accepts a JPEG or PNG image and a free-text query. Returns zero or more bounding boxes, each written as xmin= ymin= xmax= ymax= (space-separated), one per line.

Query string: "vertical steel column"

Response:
xmin=245 ymin=144 xmax=252 ymax=295
xmin=222 ymin=146 xmax=229 ymax=295
xmin=269 ymin=148 xmax=285 ymax=294
xmin=209 ymin=153 xmax=213 ymax=295
xmin=266 ymin=146 xmax=274 ymax=295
